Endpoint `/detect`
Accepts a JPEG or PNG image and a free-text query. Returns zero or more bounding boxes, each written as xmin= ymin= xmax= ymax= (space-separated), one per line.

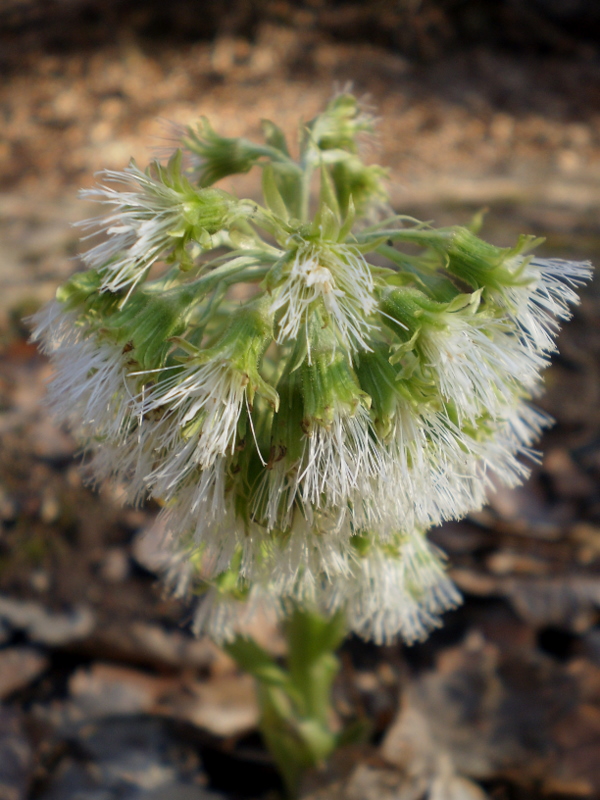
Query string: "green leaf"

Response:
xmin=287 ymin=607 xmax=346 ymax=667
xmin=169 ymin=336 xmax=200 ymax=356
xmin=224 ymin=637 xmax=291 ymax=688
xmin=468 ymin=207 xmax=487 ymax=234
xmin=338 ymin=194 xmax=356 ymax=242
xmin=261 ymin=119 xmax=291 ymax=156
xmin=262 ymin=164 xmax=289 ymax=221
xmin=262 ymin=252 xmax=292 ymax=294
xmin=258 ymin=698 xmax=307 ymax=798
xmin=271 ymin=163 xmax=303 ymax=220
xmin=258 ymin=686 xmax=338 ymax=798
xmin=295 ymin=718 xmax=337 ymax=762
xmin=315 ymin=202 xmax=339 ymax=241
xmin=319 ymin=164 xmax=341 ymax=221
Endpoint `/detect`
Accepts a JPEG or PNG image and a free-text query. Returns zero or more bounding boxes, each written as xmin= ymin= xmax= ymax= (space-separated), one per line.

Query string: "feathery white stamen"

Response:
xmin=335 ymin=532 xmax=461 ymax=645
xmin=29 ymin=300 xmax=83 ymax=353
xmin=139 ymin=358 xmax=248 ymax=489
xmin=77 ymin=163 xmax=204 ymax=295
xmin=42 ymin=331 xmax=137 ymax=444
xmin=272 ymin=243 xmax=377 ymax=352
xmin=418 ymin=313 xmax=546 ymax=423
xmin=191 ymin=585 xmax=274 ymax=644
xmin=299 ymin=405 xmax=385 ymax=509
xmin=493 ymin=256 xmax=592 ymax=353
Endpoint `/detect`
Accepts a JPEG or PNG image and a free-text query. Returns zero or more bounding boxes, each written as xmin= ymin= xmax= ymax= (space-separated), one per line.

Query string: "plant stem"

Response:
xmin=224 ymin=607 xmax=350 ymax=798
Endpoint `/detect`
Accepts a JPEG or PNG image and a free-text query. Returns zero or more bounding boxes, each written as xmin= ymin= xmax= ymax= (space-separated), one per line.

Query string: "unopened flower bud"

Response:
xmin=331 ymin=156 xmax=389 ymax=218
xmin=183 ymin=117 xmax=275 ymax=186
xmin=307 ymin=93 xmax=376 ymax=154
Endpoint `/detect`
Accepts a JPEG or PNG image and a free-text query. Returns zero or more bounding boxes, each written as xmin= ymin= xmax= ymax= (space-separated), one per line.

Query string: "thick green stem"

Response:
xmin=224 ymin=608 xmax=351 ymax=798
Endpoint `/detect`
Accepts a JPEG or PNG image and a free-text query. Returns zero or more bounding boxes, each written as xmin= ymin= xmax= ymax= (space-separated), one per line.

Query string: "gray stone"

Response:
xmin=37 ymin=716 xmax=221 ymax=800
xmin=0 ymin=707 xmax=33 ymax=800
xmin=0 ymin=646 xmax=48 ymax=698
xmin=137 ymin=784 xmax=225 ymax=800
xmin=0 ymin=596 xmax=95 ymax=646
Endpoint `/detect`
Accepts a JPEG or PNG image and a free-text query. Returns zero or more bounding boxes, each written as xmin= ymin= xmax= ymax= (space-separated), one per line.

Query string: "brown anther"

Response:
xmin=266 ymin=445 xmax=277 ymax=470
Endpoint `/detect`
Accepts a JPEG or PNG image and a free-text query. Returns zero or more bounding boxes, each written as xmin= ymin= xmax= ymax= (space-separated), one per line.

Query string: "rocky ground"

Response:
xmin=1 ymin=3 xmax=600 ymax=799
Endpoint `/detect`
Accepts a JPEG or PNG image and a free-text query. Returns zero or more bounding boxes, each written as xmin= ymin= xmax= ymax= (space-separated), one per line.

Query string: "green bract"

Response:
xmin=32 ymin=92 xmax=592 ymax=646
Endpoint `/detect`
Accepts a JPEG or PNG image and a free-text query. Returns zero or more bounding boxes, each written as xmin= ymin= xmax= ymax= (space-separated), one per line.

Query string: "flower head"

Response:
xmin=77 ymin=154 xmax=242 ymax=296
xmin=328 ymin=531 xmax=462 ymax=645
xmin=443 ymin=227 xmax=592 ymax=354
xmin=33 ymin=94 xmax=593 ymax=646
xmin=380 ymin=286 xmax=547 ymax=423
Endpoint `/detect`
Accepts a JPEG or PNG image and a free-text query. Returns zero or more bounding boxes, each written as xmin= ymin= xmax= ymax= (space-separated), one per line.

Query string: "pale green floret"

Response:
xmin=354 ymin=346 xmax=400 ymax=439
xmin=442 ymin=226 xmax=542 ymax=292
xmin=438 ymin=227 xmax=593 ymax=353
xmin=378 ymin=284 xmax=547 ymax=422
xmin=103 ymin=285 xmax=199 ymax=370
xmin=182 ymin=117 xmax=297 ymax=187
xmin=77 ymin=152 xmax=249 ymax=294
xmin=300 ymin=325 xmax=369 ymax=427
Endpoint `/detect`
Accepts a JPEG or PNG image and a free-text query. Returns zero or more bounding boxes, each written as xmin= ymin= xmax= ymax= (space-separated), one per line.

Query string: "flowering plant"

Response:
xmin=33 ymin=93 xmax=592 ymax=643
xmin=32 ymin=93 xmax=591 ymax=794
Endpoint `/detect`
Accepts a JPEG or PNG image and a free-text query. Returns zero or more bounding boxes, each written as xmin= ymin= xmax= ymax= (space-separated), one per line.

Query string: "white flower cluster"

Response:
xmin=32 ymin=94 xmax=592 ymax=645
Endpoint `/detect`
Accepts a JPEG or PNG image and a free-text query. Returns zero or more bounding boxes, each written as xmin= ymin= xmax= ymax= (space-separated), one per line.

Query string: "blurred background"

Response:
xmin=1 ymin=2 xmax=600 ymax=799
